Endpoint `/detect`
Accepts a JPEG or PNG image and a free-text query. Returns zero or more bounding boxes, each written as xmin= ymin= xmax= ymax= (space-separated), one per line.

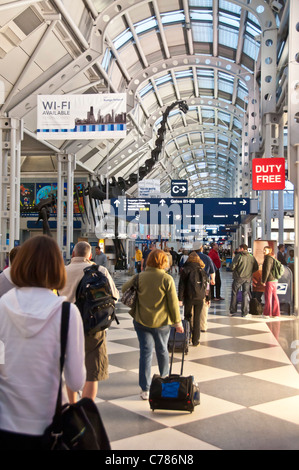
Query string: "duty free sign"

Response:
xmin=252 ymin=158 xmax=285 ymax=190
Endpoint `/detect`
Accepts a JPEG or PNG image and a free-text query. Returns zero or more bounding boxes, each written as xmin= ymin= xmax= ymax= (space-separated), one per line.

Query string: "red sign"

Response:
xmin=252 ymin=158 xmax=285 ymax=190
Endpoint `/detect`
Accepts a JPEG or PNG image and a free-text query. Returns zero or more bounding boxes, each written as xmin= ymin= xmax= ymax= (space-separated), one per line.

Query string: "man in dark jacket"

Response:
xmin=229 ymin=244 xmax=259 ymax=317
xmin=277 ymin=244 xmax=287 ymax=266
xmin=178 ymin=252 xmax=209 ymax=346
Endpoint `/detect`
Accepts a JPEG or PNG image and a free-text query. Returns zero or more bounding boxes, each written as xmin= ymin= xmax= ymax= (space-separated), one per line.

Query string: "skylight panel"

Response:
xmin=218 ymin=111 xmax=231 ymax=123
xmin=113 ymin=29 xmax=133 ymax=49
xmin=155 ymin=74 xmax=172 ymax=86
xmin=186 ymin=164 xmax=196 ymax=172
xmin=246 ymin=21 xmax=261 ymax=38
xmin=161 ymin=10 xmax=185 ymax=25
xmin=243 ymin=36 xmax=259 ymax=61
xmin=218 ymin=78 xmax=234 ymax=95
xmin=191 ymin=22 xmax=213 ymax=42
xmin=201 ymin=109 xmax=214 ymax=119
xmin=219 ymin=11 xmax=240 ymax=29
xmin=101 ymin=48 xmax=112 ymax=72
xmin=175 ymin=70 xmax=193 ymax=79
xmin=219 ymin=0 xmax=241 ymax=15
xmin=219 ymin=24 xmax=239 ymax=49
xmin=191 ymin=10 xmax=213 ymax=21
xmin=196 ymin=162 xmax=206 ymax=169
xmin=139 ymin=83 xmax=153 ymax=97
xmin=134 ymin=17 xmax=157 ymax=34
xmin=189 ymin=0 xmax=213 ymax=7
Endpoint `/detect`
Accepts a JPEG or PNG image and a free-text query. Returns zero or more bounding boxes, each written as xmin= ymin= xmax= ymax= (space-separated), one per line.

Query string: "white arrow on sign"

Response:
xmin=240 ymin=199 xmax=247 ymax=205
xmin=114 ymin=200 xmax=120 ymax=206
xmin=160 ymin=199 xmax=166 ymax=206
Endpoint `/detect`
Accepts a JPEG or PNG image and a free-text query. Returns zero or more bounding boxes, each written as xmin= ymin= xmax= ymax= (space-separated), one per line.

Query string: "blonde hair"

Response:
xmin=146 ymin=249 xmax=169 ymax=269
xmin=187 ymin=251 xmax=205 ymax=269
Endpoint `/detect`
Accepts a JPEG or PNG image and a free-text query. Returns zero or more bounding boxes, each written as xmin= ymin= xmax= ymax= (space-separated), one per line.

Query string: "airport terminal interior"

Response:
xmin=1 ymin=0 xmax=299 ymax=451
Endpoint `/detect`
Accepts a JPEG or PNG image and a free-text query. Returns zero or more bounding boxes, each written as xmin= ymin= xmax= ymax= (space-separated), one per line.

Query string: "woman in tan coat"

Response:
xmin=121 ymin=249 xmax=183 ymax=400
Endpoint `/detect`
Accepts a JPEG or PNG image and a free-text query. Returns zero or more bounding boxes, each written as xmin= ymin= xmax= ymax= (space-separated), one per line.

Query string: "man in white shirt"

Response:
xmin=59 ymin=241 xmax=119 ymax=402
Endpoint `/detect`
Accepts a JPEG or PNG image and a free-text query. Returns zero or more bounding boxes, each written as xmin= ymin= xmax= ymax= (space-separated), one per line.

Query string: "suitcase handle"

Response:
xmin=169 ymin=325 xmax=188 ymax=376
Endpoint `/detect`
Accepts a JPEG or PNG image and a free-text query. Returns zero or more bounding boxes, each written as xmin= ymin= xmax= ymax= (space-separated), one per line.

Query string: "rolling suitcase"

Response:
xmin=149 ymin=329 xmax=200 ymax=413
xmin=167 ymin=319 xmax=190 ymax=354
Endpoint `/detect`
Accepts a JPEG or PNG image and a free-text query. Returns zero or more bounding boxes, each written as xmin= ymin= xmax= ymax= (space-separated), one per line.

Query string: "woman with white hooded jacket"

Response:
xmin=0 ymin=236 xmax=86 ymax=450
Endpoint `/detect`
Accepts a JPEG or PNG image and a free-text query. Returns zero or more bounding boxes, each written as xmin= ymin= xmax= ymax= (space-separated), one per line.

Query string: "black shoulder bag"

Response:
xmin=42 ymin=302 xmax=111 ymax=450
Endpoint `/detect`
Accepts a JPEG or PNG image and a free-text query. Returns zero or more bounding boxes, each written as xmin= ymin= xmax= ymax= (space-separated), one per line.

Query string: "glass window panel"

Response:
xmin=219 ymin=25 xmax=239 ymax=48
xmin=218 ymin=79 xmax=234 ymax=94
xmin=134 ymin=17 xmax=157 ymax=34
xmin=190 ymin=0 xmax=213 ymax=6
xmin=219 ymin=0 xmax=241 ymax=14
xmin=243 ymin=36 xmax=259 ymax=61
xmin=156 ymin=74 xmax=172 ymax=86
xmin=139 ymin=83 xmax=153 ymax=97
xmin=114 ymin=29 xmax=133 ymax=49
xmin=161 ymin=11 xmax=185 ymax=25
xmin=191 ymin=22 xmax=213 ymax=42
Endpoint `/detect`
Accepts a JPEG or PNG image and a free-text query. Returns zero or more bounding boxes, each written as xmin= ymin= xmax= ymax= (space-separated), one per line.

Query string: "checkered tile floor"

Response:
xmin=95 ymin=269 xmax=299 ymax=451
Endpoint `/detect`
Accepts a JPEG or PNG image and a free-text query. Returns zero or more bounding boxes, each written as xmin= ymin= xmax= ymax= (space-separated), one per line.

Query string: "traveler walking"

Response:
xmin=133 ymin=246 xmax=143 ymax=273
xmin=59 ymin=241 xmax=119 ymax=402
xmin=277 ymin=244 xmax=287 ymax=266
xmin=0 ymin=246 xmax=21 ymax=297
xmin=142 ymin=243 xmax=156 ymax=269
xmin=94 ymin=246 xmax=108 ymax=267
xmin=121 ymin=249 xmax=183 ymax=400
xmin=208 ymin=243 xmax=224 ymax=300
xmin=261 ymin=246 xmax=281 ymax=317
xmin=169 ymin=247 xmax=179 ymax=273
xmin=178 ymin=252 xmax=209 ymax=346
xmin=194 ymin=244 xmax=216 ymax=332
xmin=229 ymin=244 xmax=259 ymax=317
xmin=0 ymin=236 xmax=86 ymax=450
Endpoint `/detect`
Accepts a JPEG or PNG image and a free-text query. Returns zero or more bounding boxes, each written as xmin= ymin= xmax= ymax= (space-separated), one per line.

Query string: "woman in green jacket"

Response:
xmin=121 ymin=249 xmax=183 ymax=400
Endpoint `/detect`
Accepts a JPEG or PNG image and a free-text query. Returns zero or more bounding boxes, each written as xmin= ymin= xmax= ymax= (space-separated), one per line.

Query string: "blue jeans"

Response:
xmin=230 ymin=278 xmax=251 ymax=316
xmin=133 ymin=320 xmax=171 ymax=392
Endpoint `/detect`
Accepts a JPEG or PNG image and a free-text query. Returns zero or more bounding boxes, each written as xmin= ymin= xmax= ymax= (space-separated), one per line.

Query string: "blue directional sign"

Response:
xmin=111 ymin=197 xmax=251 ymax=227
xmin=171 ymin=180 xmax=188 ymax=197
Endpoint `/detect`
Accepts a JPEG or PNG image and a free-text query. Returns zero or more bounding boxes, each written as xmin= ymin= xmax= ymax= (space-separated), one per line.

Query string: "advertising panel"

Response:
xmin=37 ymin=94 xmax=126 ymax=140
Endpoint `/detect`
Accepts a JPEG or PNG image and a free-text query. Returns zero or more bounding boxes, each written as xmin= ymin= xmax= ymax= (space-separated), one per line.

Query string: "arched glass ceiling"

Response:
xmin=0 ymin=0 xmax=286 ymax=201
xmin=99 ymin=0 xmax=264 ymax=198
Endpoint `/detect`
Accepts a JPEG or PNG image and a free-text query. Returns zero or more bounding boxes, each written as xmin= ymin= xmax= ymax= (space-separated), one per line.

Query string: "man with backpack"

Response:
xmin=59 ymin=241 xmax=119 ymax=402
xmin=229 ymin=244 xmax=259 ymax=317
xmin=261 ymin=245 xmax=283 ymax=317
xmin=178 ymin=251 xmax=209 ymax=346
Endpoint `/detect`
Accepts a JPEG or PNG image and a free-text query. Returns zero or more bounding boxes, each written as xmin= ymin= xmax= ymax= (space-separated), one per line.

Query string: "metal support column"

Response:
xmin=261 ymin=114 xmax=274 ymax=239
xmin=287 ymin=0 xmax=299 ymax=316
xmin=57 ymin=153 xmax=75 ymax=261
xmin=278 ymin=115 xmax=285 ymax=245
xmin=0 ymin=117 xmax=22 ymax=268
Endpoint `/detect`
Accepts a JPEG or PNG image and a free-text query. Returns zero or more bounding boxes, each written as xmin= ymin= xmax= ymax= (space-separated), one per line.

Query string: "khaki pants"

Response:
xmin=200 ymin=299 xmax=210 ymax=331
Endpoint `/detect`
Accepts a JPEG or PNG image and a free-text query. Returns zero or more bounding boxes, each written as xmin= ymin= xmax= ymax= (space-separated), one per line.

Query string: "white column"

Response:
xmin=0 ymin=117 xmax=22 ymax=268
xmin=287 ymin=0 xmax=299 ymax=316
xmin=57 ymin=153 xmax=76 ymax=261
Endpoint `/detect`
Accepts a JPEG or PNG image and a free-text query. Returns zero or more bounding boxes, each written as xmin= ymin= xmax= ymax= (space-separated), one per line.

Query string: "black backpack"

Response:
xmin=186 ymin=267 xmax=208 ymax=300
xmin=75 ymin=265 xmax=119 ymax=334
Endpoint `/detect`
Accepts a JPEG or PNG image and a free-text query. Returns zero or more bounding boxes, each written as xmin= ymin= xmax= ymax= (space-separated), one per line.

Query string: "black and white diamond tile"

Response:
xmin=95 ymin=270 xmax=299 ymax=450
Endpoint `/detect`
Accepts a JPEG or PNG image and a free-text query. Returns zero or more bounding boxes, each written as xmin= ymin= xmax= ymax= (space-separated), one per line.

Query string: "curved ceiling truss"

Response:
xmin=0 ymin=0 xmax=288 ymax=200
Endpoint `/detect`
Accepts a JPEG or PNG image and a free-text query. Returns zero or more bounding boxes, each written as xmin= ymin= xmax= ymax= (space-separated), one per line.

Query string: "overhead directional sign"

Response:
xmin=171 ymin=180 xmax=188 ymax=197
xmin=110 ymin=197 xmax=252 ymax=227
